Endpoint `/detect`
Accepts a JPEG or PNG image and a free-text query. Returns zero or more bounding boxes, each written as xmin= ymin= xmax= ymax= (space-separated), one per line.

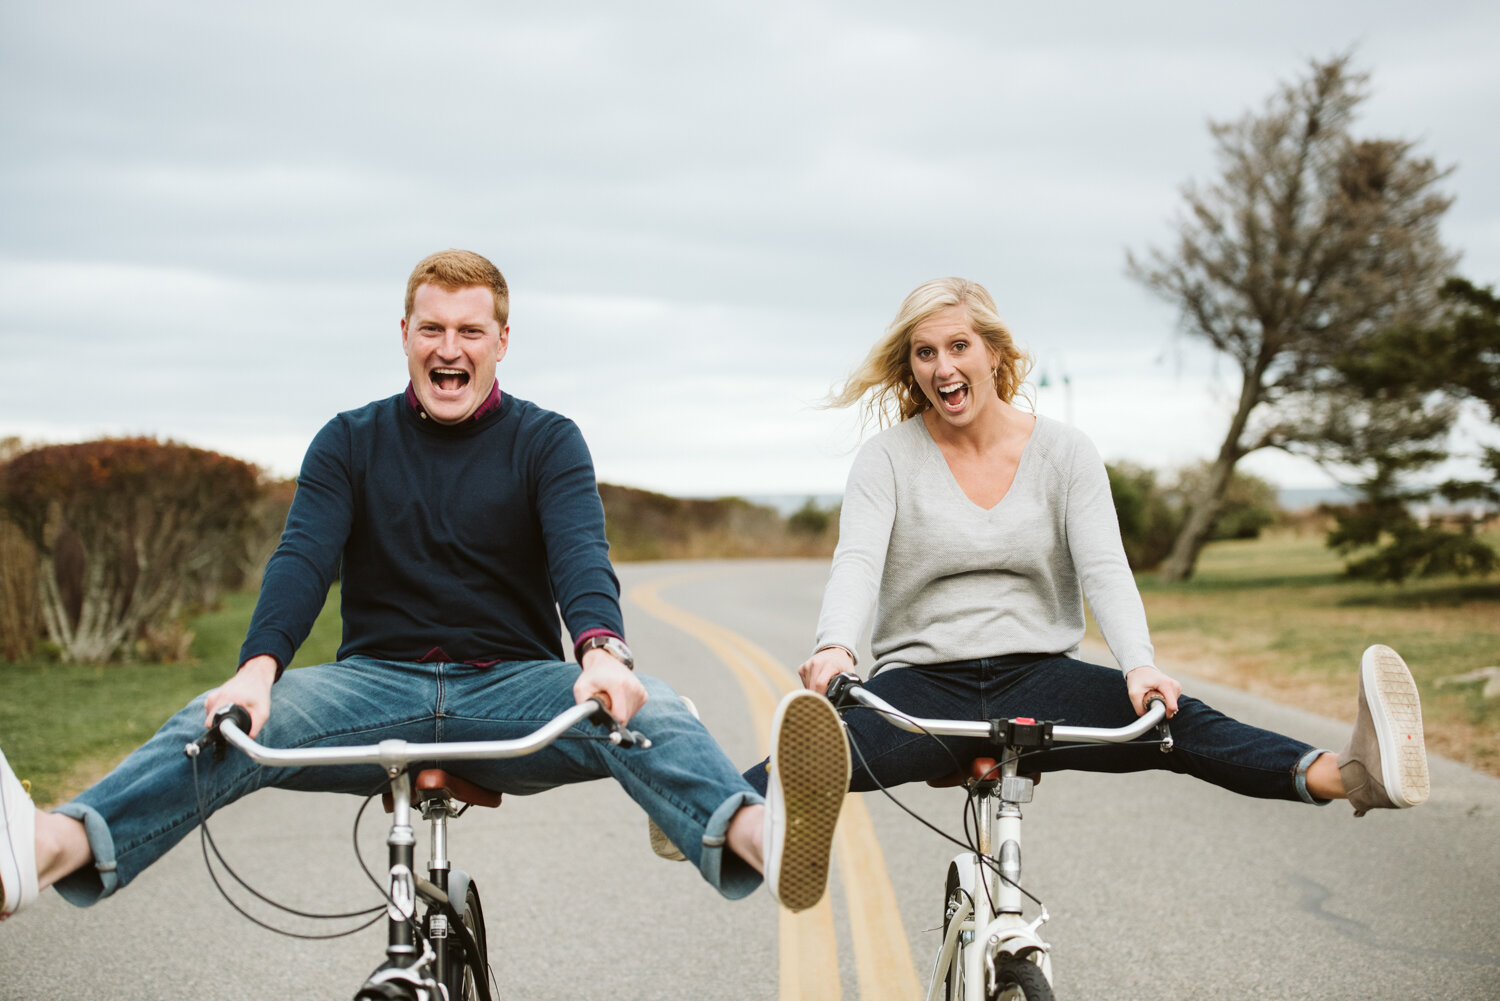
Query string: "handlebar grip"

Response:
xmin=186 ymin=704 xmax=253 ymax=760
xmin=825 ymin=672 xmax=861 ymax=709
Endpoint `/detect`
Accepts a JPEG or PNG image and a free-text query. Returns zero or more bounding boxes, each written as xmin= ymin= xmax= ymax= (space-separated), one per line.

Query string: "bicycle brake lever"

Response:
xmin=609 ymin=726 xmax=652 ymax=750
xmin=1144 ymin=695 xmax=1174 ymax=753
xmin=586 ymin=696 xmax=652 ymax=750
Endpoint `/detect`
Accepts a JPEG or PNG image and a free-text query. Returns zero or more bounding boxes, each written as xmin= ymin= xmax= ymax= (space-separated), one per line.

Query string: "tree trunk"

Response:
xmin=1158 ymin=363 xmax=1265 ymax=581
xmin=1158 ymin=449 xmax=1238 ymax=581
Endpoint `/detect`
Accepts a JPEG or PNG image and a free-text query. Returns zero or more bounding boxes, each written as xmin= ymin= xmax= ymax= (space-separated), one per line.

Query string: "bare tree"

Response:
xmin=1128 ymin=54 xmax=1457 ymax=580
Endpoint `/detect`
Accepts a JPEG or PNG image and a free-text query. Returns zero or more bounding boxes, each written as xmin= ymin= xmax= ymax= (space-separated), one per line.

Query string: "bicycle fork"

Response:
xmin=357 ymin=768 xmax=442 ymax=1001
xmin=963 ymin=749 xmax=1052 ymax=999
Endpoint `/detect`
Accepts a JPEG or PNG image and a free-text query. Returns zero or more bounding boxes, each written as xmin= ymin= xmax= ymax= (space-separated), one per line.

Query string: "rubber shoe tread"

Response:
xmin=765 ymin=690 xmax=849 ymax=912
xmin=1341 ymin=644 xmax=1429 ymax=815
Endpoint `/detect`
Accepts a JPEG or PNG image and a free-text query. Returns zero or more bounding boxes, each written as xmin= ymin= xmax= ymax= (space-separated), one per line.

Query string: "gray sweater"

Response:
xmin=815 ymin=414 xmax=1155 ymax=675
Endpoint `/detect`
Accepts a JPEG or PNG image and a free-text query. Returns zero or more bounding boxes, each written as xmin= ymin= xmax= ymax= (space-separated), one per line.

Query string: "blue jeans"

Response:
xmin=744 ymin=653 xmax=1322 ymax=802
xmin=55 ymin=657 xmax=763 ymax=905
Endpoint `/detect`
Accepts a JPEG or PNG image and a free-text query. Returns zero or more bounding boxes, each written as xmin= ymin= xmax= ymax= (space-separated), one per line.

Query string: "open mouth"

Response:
xmin=430 ymin=367 xmax=470 ymax=394
xmin=938 ymin=381 xmax=969 ymax=410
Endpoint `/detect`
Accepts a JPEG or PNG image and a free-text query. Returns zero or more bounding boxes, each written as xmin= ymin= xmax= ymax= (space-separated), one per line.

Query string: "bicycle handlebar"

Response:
xmin=184 ymin=696 xmax=650 ymax=770
xmin=825 ymin=673 xmax=1172 ymax=748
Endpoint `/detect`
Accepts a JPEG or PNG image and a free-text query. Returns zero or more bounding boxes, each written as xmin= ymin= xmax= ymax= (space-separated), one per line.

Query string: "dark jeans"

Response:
xmin=744 ymin=653 xmax=1320 ymax=803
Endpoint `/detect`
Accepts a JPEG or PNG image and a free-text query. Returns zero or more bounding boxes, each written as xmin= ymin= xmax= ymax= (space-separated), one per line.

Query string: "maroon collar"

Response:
xmin=403 ymin=381 xmax=503 ymax=422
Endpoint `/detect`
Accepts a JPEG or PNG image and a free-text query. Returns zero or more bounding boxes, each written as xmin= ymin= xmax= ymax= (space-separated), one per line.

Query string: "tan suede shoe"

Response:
xmin=646 ymin=695 xmax=699 ymax=863
xmin=1339 ymin=645 xmax=1430 ymax=816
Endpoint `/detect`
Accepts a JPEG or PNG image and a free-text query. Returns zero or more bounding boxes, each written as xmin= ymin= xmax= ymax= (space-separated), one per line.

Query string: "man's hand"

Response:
xmin=204 ymin=655 xmax=278 ymax=738
xmin=1125 ymin=664 xmax=1182 ymax=718
xmin=799 ymin=645 xmax=855 ymax=695
xmin=574 ymin=648 xmax=648 ymax=725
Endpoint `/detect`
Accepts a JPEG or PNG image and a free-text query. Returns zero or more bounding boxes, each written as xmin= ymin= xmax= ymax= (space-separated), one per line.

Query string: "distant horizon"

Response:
xmin=715 ymin=485 xmax=1500 ymax=517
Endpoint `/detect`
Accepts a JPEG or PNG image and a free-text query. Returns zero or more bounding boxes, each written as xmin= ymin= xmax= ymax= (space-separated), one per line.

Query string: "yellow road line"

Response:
xmin=835 ymin=797 xmax=923 ymax=1001
xmin=628 ymin=570 xmax=920 ymax=1001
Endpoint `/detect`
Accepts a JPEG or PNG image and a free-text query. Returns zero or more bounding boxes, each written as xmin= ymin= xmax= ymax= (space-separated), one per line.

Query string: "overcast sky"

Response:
xmin=3 ymin=2 xmax=1497 ymax=498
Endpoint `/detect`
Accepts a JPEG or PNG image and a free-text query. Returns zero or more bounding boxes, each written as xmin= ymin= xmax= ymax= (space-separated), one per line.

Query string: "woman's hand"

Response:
xmin=1125 ymin=665 xmax=1181 ymax=718
xmin=799 ymin=646 xmax=856 ymax=695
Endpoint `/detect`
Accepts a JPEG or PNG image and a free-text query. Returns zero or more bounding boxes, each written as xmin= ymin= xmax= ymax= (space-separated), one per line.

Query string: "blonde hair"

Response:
xmin=830 ymin=277 xmax=1032 ymax=429
xmin=404 ymin=249 xmax=510 ymax=325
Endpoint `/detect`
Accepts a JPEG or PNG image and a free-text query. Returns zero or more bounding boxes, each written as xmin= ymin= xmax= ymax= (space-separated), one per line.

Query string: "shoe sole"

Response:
xmin=769 ymin=693 xmax=849 ymax=912
xmin=1361 ymin=645 xmax=1429 ymax=808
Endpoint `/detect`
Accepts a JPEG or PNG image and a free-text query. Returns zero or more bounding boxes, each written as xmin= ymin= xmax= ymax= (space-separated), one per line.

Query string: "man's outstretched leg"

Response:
xmin=648 ymin=689 xmax=849 ymax=912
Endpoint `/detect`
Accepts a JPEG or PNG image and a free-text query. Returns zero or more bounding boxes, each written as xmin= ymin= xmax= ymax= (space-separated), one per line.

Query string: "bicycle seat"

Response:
xmin=927 ymin=758 xmax=1041 ymax=788
xmin=381 ymin=769 xmax=503 ymax=812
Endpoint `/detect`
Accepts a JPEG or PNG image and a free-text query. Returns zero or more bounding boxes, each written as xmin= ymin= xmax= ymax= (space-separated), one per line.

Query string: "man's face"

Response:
xmin=401 ymin=283 xmax=509 ymax=424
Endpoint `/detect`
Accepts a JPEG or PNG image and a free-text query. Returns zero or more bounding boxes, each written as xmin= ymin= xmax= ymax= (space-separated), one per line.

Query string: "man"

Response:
xmin=1 ymin=250 xmax=848 ymax=925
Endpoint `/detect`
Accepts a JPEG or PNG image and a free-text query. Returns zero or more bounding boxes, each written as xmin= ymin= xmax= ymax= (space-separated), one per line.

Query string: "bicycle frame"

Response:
xmin=188 ymin=699 xmax=639 ymax=1001
xmin=826 ymin=676 xmax=1171 ymax=1001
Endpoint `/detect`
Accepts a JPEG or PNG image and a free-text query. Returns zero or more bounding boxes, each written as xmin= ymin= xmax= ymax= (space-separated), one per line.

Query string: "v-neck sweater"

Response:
xmin=815 ymin=414 xmax=1154 ymax=675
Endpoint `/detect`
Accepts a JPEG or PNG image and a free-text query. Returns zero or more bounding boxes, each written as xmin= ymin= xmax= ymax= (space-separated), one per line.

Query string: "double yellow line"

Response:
xmin=628 ymin=572 xmax=922 ymax=1001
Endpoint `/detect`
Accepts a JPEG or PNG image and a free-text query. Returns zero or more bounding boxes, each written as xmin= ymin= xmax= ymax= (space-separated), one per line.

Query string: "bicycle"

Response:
xmin=184 ymin=698 xmax=649 ymax=1001
xmin=825 ymin=674 xmax=1174 ymax=1001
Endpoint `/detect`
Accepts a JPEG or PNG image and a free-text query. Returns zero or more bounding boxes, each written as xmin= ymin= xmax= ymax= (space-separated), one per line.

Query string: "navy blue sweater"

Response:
xmin=240 ymin=392 xmax=623 ymax=670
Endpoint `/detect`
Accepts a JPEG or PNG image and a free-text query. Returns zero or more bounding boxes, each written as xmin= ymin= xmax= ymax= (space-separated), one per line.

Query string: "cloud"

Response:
xmin=3 ymin=1 xmax=1498 ymax=493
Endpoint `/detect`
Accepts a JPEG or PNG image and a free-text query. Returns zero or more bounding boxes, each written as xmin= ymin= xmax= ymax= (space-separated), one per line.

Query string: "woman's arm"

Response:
xmin=1060 ymin=431 xmax=1159 ymax=678
xmin=806 ymin=441 xmax=898 ymax=690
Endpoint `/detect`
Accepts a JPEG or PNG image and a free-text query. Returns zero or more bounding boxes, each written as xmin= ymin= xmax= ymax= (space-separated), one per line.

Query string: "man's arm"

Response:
xmin=527 ymin=416 xmax=644 ymax=720
xmin=227 ymin=419 xmax=355 ymax=731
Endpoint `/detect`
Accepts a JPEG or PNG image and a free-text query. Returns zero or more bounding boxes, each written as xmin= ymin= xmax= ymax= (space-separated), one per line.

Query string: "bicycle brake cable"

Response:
xmin=189 ymin=755 xmax=387 ymax=939
xmin=839 ymin=704 xmax=1050 ymax=915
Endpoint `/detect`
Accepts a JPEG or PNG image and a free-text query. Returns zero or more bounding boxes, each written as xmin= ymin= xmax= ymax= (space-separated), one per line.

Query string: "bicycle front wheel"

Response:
xmin=444 ymin=881 xmax=490 ymax=1001
xmin=988 ymin=956 xmax=1054 ymax=1001
xmin=940 ymin=859 xmax=970 ymax=1001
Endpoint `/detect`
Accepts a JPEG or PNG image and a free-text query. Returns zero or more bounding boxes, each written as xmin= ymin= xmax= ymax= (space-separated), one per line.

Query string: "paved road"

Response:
xmin=6 ymin=559 xmax=1499 ymax=1000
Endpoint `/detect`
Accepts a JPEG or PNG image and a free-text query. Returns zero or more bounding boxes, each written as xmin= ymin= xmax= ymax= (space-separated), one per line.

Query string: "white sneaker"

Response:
xmin=1 ymin=747 xmax=39 ymax=918
xmin=764 ymin=690 xmax=849 ymax=913
xmin=647 ymin=695 xmax=698 ymax=862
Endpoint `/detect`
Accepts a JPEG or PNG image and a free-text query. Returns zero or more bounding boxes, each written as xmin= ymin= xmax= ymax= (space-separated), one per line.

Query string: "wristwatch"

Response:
xmin=579 ymin=635 xmax=634 ymax=670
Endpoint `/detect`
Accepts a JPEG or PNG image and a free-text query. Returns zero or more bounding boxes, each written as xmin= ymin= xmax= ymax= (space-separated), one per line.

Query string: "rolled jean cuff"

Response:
xmin=697 ymin=789 xmax=764 ymax=900
xmin=1294 ymin=748 xmax=1334 ymax=806
xmin=50 ymin=801 xmax=120 ymax=906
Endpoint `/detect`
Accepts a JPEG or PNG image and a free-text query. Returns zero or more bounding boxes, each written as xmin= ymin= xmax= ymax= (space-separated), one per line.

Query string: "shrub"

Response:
xmin=0 ymin=438 xmax=262 ymax=663
xmin=1106 ymin=463 xmax=1184 ymax=571
xmin=1107 ymin=461 xmax=1281 ymax=571
xmin=598 ymin=484 xmax=837 ymax=559
xmin=0 ymin=518 xmax=40 ymax=661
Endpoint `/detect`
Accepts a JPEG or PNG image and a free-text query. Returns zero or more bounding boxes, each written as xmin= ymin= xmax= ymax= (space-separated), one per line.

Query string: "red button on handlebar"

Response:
xmin=1015 ymin=717 xmax=1036 ymax=725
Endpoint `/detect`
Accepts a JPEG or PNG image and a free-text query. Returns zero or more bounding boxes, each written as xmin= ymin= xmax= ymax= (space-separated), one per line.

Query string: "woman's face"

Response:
xmin=908 ymin=305 xmax=998 ymax=429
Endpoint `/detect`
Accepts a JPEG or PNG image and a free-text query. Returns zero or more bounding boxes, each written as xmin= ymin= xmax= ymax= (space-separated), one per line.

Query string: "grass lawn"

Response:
xmin=1 ymin=588 xmax=342 ymax=806
xmin=1122 ymin=528 xmax=1500 ymax=777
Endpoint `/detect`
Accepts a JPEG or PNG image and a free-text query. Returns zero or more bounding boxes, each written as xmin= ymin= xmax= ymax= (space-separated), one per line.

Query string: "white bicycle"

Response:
xmin=826 ymin=674 xmax=1173 ymax=1001
xmin=186 ymin=699 xmax=648 ymax=1001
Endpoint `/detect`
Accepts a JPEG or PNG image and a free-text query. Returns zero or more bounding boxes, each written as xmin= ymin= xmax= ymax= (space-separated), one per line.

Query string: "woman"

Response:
xmin=744 ymin=276 xmax=1429 ymax=817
